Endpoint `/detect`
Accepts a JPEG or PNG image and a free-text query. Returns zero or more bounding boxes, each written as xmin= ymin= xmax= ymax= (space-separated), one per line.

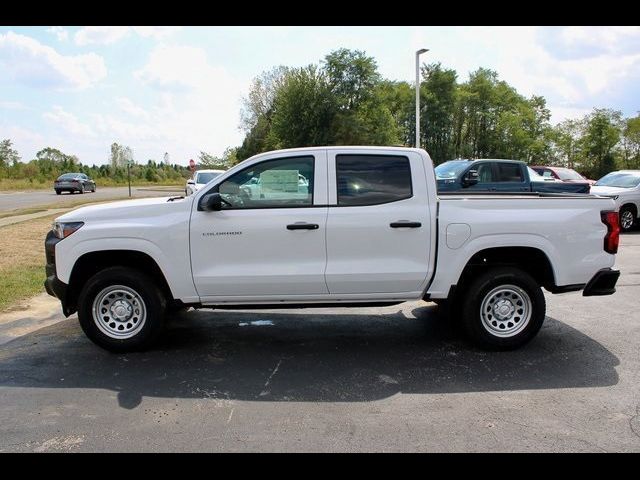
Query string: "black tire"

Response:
xmin=55 ymin=189 xmax=61 ymax=195
xmin=77 ymin=266 xmax=167 ymax=352
xmin=92 ymin=184 xmax=96 ymax=193
xmin=459 ymin=267 xmax=545 ymax=350
xmin=619 ymin=205 xmax=636 ymax=232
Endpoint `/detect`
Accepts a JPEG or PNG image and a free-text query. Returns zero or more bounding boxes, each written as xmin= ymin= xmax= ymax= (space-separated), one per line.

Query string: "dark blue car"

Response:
xmin=435 ymin=159 xmax=591 ymax=194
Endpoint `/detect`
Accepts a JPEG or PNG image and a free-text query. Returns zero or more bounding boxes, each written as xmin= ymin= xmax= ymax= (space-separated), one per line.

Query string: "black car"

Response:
xmin=54 ymin=173 xmax=96 ymax=195
xmin=435 ymin=159 xmax=591 ymax=194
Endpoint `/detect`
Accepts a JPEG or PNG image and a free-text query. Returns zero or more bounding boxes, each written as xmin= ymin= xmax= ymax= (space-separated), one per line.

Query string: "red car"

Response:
xmin=531 ymin=166 xmax=596 ymax=185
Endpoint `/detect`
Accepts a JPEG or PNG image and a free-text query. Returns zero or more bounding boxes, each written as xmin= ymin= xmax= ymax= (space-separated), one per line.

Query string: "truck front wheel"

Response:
xmin=459 ymin=267 xmax=545 ymax=350
xmin=77 ymin=266 xmax=167 ymax=352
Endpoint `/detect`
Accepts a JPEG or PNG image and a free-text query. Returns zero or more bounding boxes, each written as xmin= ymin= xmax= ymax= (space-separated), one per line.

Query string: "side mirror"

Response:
xmin=199 ymin=193 xmax=223 ymax=211
xmin=187 ymin=180 xmax=195 ymax=185
xmin=463 ymin=170 xmax=479 ymax=187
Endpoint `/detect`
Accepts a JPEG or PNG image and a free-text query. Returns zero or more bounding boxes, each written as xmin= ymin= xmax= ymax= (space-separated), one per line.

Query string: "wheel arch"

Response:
xmin=66 ymin=250 xmax=174 ymax=315
xmin=452 ymin=246 xmax=556 ymax=298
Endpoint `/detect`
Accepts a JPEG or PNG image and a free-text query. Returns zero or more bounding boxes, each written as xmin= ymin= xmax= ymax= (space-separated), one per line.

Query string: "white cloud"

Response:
xmin=0 ymin=31 xmax=106 ymax=89
xmin=134 ymin=45 xmax=216 ymax=90
xmin=407 ymin=26 xmax=640 ymax=119
xmin=47 ymin=26 xmax=68 ymax=42
xmin=43 ymin=106 xmax=95 ymax=136
xmin=548 ymin=106 xmax=593 ymax=125
xmin=74 ymin=26 xmax=130 ymax=46
xmin=125 ymin=44 xmax=246 ymax=160
xmin=74 ymin=26 xmax=181 ymax=46
xmin=115 ymin=97 xmax=149 ymax=119
xmin=0 ymin=100 xmax=26 ymax=110
xmin=131 ymin=26 xmax=181 ymax=40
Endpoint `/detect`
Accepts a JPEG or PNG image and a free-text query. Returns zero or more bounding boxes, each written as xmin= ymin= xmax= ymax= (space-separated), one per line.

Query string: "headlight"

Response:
xmin=52 ymin=221 xmax=84 ymax=239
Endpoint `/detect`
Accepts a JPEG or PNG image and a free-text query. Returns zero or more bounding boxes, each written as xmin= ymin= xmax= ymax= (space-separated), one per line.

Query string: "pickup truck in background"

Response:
xmin=436 ymin=159 xmax=591 ymax=194
xmin=45 ymin=147 xmax=620 ymax=353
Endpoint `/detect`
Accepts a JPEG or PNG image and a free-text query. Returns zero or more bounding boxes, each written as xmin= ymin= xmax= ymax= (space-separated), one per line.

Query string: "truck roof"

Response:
xmin=248 ymin=145 xmax=426 ymax=159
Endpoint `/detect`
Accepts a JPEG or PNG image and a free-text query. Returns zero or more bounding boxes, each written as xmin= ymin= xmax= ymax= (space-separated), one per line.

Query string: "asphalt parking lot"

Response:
xmin=0 ymin=233 xmax=639 ymax=452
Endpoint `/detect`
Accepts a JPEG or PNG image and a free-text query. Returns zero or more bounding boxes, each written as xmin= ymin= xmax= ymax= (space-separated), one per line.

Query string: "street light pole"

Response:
xmin=415 ymin=48 xmax=429 ymax=149
xmin=127 ymin=160 xmax=131 ymax=198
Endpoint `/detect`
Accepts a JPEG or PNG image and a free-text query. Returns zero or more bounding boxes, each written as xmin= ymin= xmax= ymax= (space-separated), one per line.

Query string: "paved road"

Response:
xmin=0 ymin=234 xmax=639 ymax=452
xmin=0 ymin=186 xmax=184 ymax=213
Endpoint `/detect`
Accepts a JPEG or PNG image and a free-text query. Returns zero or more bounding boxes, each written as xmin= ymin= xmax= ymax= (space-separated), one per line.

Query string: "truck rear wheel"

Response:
xmin=459 ymin=267 xmax=545 ymax=350
xmin=77 ymin=266 xmax=167 ymax=352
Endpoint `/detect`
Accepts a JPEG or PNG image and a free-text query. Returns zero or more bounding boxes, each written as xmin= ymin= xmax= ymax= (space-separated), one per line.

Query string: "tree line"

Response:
xmin=2 ymin=48 xmax=639 ymax=185
xmin=235 ymin=48 xmax=640 ymax=180
xmin=0 ymin=141 xmax=190 ymax=186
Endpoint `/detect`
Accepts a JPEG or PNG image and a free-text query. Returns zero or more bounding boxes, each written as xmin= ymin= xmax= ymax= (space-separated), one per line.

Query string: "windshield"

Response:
xmin=555 ymin=168 xmax=585 ymax=181
xmin=435 ymin=161 xmax=470 ymax=179
xmin=595 ymin=172 xmax=640 ymax=188
xmin=196 ymin=172 xmax=222 ymax=184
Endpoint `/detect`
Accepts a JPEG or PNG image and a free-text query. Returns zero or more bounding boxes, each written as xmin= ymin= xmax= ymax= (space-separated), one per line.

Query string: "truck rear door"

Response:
xmin=324 ymin=149 xmax=433 ymax=294
xmin=492 ymin=162 xmax=530 ymax=192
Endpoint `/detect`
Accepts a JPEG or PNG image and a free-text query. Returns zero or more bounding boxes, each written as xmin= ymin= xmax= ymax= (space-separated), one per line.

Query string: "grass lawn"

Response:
xmin=0 ymin=214 xmax=58 ymax=311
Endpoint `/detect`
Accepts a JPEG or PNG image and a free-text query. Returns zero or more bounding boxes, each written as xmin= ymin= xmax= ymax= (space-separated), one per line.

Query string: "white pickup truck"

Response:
xmin=45 ymin=147 xmax=621 ymax=352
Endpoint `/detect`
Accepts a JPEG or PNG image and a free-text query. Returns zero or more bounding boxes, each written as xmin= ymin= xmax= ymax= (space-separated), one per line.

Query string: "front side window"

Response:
xmin=216 ymin=156 xmax=314 ymax=209
xmin=336 ymin=154 xmax=412 ymax=206
xmin=495 ymin=163 xmax=524 ymax=182
xmin=475 ymin=163 xmax=494 ymax=183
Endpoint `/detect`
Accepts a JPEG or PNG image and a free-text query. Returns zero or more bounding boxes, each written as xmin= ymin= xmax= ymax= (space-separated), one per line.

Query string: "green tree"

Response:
xmin=0 ymin=139 xmax=20 ymax=169
xmin=420 ymin=63 xmax=458 ymax=162
xmin=270 ymin=65 xmax=337 ymax=148
xmin=552 ymin=118 xmax=585 ymax=169
xmin=581 ymin=108 xmax=622 ymax=178
xmin=324 ymin=48 xmax=380 ymax=110
xmin=620 ymin=114 xmax=640 ymax=170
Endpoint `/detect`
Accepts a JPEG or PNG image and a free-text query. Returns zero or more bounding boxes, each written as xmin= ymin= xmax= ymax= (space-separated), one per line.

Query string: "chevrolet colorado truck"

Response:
xmin=45 ymin=147 xmax=621 ymax=352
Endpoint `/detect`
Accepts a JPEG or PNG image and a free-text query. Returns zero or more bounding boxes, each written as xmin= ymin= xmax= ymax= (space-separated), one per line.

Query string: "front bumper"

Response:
xmin=44 ymin=230 xmax=73 ymax=316
xmin=583 ymin=268 xmax=620 ymax=296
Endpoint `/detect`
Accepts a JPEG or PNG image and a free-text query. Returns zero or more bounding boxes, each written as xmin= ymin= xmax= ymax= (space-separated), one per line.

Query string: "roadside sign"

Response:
xmin=189 ymin=159 xmax=196 ymax=171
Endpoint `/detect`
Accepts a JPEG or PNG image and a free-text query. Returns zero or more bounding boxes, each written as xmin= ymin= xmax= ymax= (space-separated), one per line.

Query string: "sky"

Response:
xmin=1 ymin=26 xmax=639 ymax=166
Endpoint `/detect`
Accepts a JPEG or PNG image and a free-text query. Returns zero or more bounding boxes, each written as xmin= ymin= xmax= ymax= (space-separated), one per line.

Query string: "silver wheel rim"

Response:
xmin=621 ymin=210 xmax=634 ymax=230
xmin=480 ymin=285 xmax=531 ymax=338
xmin=92 ymin=285 xmax=147 ymax=339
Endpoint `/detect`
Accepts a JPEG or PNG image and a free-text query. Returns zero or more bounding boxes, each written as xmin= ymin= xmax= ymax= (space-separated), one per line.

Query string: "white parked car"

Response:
xmin=45 ymin=146 xmax=620 ymax=352
xmin=185 ymin=169 xmax=225 ymax=196
xmin=591 ymin=170 xmax=640 ymax=232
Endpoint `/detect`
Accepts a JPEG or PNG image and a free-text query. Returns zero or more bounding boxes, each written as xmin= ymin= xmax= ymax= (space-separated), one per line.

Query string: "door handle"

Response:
xmin=390 ymin=221 xmax=422 ymax=228
xmin=287 ymin=223 xmax=319 ymax=230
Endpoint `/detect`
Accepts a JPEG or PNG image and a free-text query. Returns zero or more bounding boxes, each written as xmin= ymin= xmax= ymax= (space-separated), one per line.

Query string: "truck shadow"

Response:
xmin=0 ymin=304 xmax=619 ymax=409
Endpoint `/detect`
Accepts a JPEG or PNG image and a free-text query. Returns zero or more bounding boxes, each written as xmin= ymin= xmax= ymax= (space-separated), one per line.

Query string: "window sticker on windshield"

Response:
xmin=260 ymin=170 xmax=300 ymax=193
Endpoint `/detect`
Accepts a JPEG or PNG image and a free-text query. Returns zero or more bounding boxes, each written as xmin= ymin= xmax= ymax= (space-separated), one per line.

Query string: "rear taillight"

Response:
xmin=601 ymin=211 xmax=620 ymax=254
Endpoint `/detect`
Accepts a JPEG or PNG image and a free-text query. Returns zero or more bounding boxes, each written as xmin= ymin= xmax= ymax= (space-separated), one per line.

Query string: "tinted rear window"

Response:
xmin=336 ymin=155 xmax=412 ymax=206
xmin=495 ymin=163 xmax=524 ymax=182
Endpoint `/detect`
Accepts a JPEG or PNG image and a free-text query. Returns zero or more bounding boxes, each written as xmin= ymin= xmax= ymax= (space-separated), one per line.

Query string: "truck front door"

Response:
xmin=190 ymin=151 xmax=329 ymax=299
